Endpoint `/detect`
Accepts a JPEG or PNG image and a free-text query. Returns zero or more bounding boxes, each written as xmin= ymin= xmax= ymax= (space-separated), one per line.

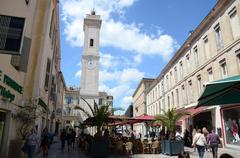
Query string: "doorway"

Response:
xmin=193 ymin=111 xmax=212 ymax=131
xmin=0 ymin=112 xmax=6 ymax=154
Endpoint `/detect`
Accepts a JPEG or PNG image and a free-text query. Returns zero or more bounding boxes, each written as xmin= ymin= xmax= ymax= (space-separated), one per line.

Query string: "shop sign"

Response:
xmin=0 ymin=85 xmax=15 ymax=102
xmin=0 ymin=69 xmax=23 ymax=102
xmin=3 ymin=75 xmax=23 ymax=94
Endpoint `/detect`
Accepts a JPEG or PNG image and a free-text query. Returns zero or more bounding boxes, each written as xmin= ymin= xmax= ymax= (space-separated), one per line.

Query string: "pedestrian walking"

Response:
xmin=66 ymin=128 xmax=73 ymax=152
xmin=25 ymin=128 xmax=39 ymax=158
xmin=71 ymin=129 xmax=76 ymax=150
xmin=192 ymin=129 xmax=207 ymax=158
xmin=60 ymin=128 xmax=67 ymax=150
xmin=207 ymin=129 xmax=220 ymax=158
xmin=192 ymin=128 xmax=197 ymax=152
xmin=202 ymin=127 xmax=209 ymax=152
xmin=41 ymin=128 xmax=50 ymax=156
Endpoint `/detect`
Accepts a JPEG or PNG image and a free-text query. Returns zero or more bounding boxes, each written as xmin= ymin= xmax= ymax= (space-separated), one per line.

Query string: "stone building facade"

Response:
xmin=0 ymin=0 xmax=65 ymax=157
xmin=132 ymin=78 xmax=154 ymax=137
xmin=146 ymin=0 xmax=240 ymax=149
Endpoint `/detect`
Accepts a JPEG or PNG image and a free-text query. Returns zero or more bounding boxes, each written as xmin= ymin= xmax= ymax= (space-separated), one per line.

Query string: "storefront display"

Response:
xmin=223 ymin=107 xmax=240 ymax=146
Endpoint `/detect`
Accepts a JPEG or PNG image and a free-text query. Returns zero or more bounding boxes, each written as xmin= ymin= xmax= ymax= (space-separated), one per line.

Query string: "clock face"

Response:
xmin=87 ymin=58 xmax=95 ymax=69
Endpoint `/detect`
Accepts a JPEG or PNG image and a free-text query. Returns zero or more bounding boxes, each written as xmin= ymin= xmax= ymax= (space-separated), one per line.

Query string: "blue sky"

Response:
xmin=59 ymin=0 xmax=216 ymax=113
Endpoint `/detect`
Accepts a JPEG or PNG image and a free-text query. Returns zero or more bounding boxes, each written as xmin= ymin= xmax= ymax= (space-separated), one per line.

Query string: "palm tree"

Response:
xmin=155 ymin=108 xmax=190 ymax=140
xmin=75 ymin=97 xmax=121 ymax=133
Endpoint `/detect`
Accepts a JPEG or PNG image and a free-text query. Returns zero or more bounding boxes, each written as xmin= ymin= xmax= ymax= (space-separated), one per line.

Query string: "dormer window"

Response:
xmin=90 ymin=39 xmax=94 ymax=47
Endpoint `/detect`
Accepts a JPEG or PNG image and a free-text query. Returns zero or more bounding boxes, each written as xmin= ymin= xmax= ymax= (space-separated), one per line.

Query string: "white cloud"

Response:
xmin=99 ymin=70 xmax=119 ymax=82
xmin=120 ymin=68 xmax=144 ymax=83
xmin=61 ymin=0 xmax=178 ymax=60
xmin=100 ymin=52 xmax=118 ymax=69
xmin=133 ymin=54 xmax=142 ymax=66
xmin=74 ymin=70 xmax=82 ymax=78
xmin=121 ymin=96 xmax=133 ymax=109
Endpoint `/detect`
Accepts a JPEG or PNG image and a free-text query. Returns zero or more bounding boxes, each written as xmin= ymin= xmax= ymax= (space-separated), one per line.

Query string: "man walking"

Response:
xmin=207 ymin=129 xmax=220 ymax=158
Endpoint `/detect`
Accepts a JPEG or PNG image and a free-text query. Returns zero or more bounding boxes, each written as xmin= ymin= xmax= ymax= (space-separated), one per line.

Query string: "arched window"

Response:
xmin=90 ymin=39 xmax=94 ymax=47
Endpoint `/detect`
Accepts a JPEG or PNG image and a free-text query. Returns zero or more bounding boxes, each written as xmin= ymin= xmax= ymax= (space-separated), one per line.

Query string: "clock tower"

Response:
xmin=80 ymin=11 xmax=101 ymax=97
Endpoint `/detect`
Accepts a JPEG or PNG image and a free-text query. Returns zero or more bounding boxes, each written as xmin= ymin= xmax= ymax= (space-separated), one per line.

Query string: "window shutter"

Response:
xmin=44 ymin=59 xmax=51 ymax=90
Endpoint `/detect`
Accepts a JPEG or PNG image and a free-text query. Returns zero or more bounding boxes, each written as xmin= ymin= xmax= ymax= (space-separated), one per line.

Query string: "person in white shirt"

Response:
xmin=192 ymin=129 xmax=207 ymax=158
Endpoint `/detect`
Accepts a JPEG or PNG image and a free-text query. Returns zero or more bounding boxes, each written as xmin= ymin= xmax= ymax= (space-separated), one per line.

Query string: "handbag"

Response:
xmin=193 ymin=135 xmax=201 ymax=147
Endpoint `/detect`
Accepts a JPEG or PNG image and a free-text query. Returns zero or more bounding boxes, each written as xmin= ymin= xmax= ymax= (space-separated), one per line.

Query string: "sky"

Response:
xmin=59 ymin=0 xmax=217 ymax=114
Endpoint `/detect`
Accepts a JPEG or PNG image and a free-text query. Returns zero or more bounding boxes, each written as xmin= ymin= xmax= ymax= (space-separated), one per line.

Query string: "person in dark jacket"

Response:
xmin=207 ymin=129 xmax=220 ymax=158
xmin=60 ymin=129 xmax=67 ymax=150
xmin=41 ymin=128 xmax=49 ymax=156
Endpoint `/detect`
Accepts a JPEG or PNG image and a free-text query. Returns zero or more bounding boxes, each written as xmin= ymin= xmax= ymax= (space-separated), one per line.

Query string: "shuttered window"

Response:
xmin=44 ymin=59 xmax=51 ymax=90
xmin=229 ymin=7 xmax=240 ymax=39
xmin=0 ymin=15 xmax=25 ymax=54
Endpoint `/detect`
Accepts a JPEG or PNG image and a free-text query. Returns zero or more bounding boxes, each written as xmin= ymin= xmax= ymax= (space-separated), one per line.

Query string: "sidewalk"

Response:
xmin=36 ymin=139 xmax=240 ymax=158
xmin=36 ymin=139 xmax=89 ymax=158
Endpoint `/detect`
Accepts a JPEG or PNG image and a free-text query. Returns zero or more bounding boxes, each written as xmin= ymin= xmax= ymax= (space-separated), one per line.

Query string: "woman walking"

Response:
xmin=41 ymin=128 xmax=49 ymax=156
xmin=192 ymin=129 xmax=207 ymax=158
xmin=25 ymin=128 xmax=38 ymax=158
xmin=192 ymin=128 xmax=197 ymax=151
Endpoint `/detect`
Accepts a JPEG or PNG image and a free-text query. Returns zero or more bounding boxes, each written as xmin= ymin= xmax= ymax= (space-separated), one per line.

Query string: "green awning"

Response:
xmin=196 ymin=75 xmax=240 ymax=108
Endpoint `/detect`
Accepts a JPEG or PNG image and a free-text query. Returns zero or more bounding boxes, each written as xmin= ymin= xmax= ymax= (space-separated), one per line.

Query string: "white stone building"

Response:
xmin=146 ymin=0 xmax=240 ymax=149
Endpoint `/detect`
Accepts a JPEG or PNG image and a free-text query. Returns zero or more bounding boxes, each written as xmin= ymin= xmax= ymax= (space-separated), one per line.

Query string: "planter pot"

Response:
xmin=90 ymin=139 xmax=109 ymax=158
xmin=161 ymin=140 xmax=184 ymax=156
xmin=8 ymin=139 xmax=26 ymax=158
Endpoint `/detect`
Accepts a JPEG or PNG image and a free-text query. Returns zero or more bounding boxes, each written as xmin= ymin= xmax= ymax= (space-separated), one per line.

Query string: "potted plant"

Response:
xmin=8 ymin=101 xmax=43 ymax=158
xmin=155 ymin=108 xmax=190 ymax=156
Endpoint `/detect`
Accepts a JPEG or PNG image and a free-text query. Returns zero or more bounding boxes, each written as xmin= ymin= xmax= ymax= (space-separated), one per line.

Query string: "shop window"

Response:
xmin=223 ymin=108 xmax=240 ymax=146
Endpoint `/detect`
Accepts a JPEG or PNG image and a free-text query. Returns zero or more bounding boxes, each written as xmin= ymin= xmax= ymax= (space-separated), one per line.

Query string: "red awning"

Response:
xmin=178 ymin=106 xmax=207 ymax=121
xmin=134 ymin=114 xmax=155 ymax=121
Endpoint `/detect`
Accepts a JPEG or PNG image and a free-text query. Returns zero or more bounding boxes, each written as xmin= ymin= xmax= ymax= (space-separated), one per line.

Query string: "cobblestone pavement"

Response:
xmin=36 ymin=139 xmax=240 ymax=158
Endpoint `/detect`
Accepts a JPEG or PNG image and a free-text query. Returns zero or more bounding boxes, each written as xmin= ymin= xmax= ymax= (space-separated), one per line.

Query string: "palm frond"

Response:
xmin=81 ymin=97 xmax=95 ymax=116
xmin=75 ymin=106 xmax=92 ymax=118
xmin=155 ymin=108 xmax=190 ymax=133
